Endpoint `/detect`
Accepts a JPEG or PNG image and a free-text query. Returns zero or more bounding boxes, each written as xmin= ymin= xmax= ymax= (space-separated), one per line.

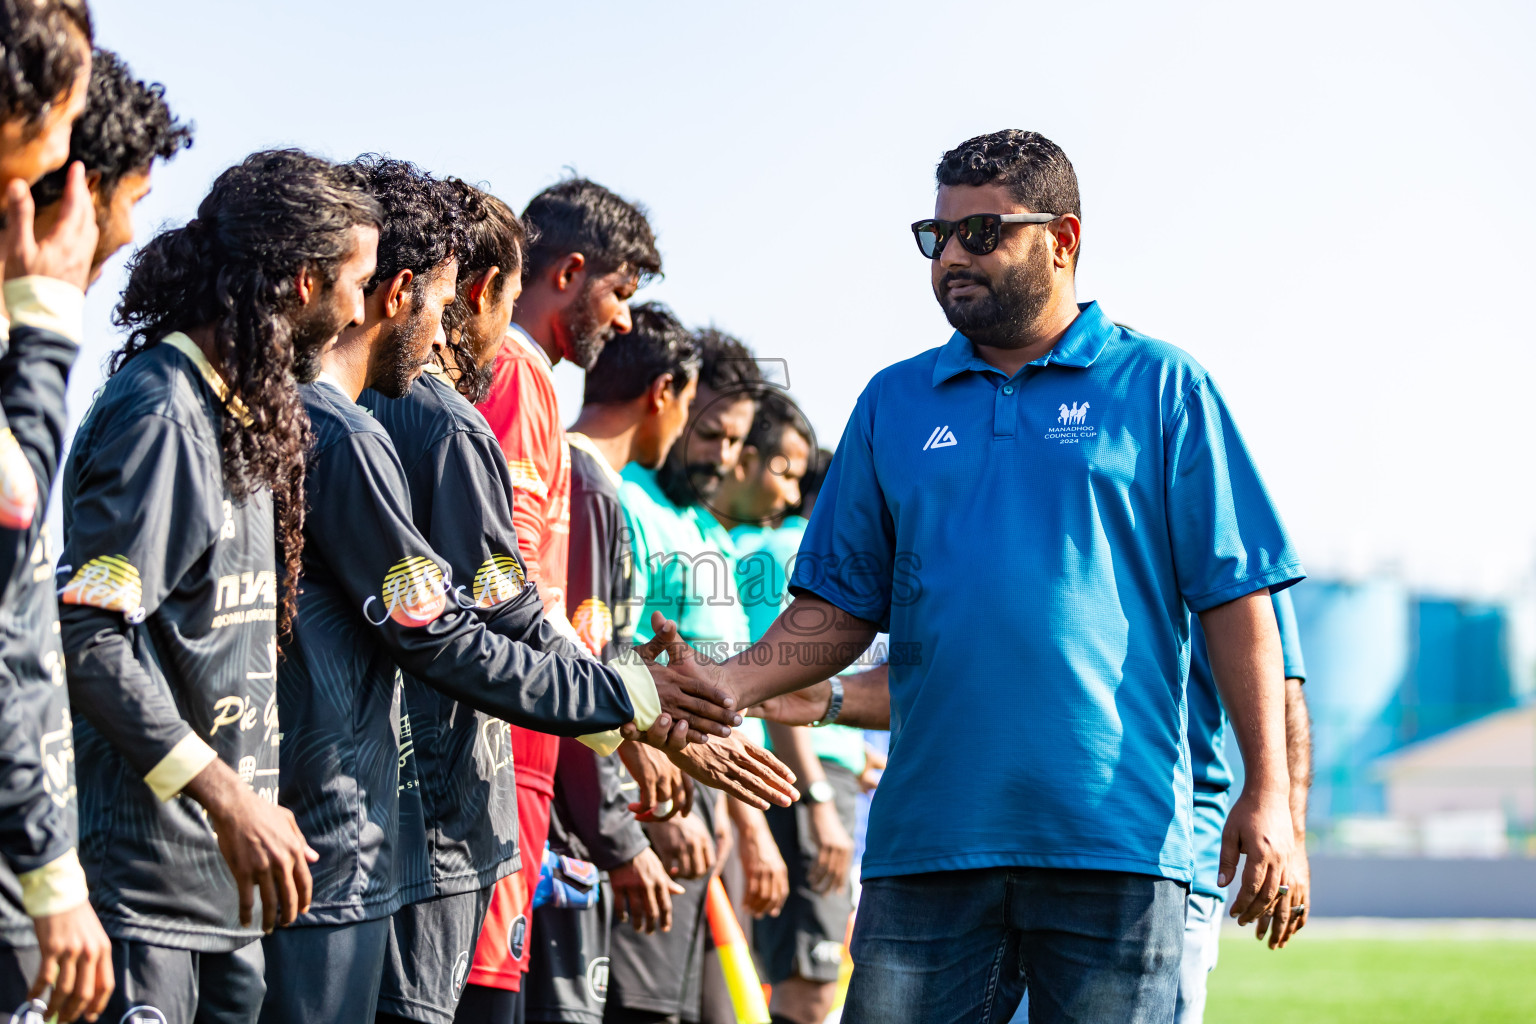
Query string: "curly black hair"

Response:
xmin=583 ymin=301 xmax=699 ymax=405
xmin=31 ymin=47 xmax=191 ymax=209
xmin=522 ymin=176 xmax=660 ymax=286
xmin=0 ymin=0 xmax=91 ymax=128
xmin=744 ymin=387 xmax=812 ymax=463
xmin=936 ymin=130 xmax=1081 ymax=219
xmin=112 ymin=149 xmax=383 ymax=633
xmin=439 ymin=178 xmax=524 ymax=399
xmin=347 ymin=154 xmax=465 ymax=296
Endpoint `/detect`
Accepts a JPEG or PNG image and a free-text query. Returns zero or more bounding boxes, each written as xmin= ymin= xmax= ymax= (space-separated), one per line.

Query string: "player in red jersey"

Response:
xmin=461 ymin=178 xmax=663 ymax=1023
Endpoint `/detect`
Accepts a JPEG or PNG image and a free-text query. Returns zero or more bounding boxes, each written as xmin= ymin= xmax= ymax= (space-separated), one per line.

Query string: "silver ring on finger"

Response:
xmin=1291 ymin=904 xmax=1306 ymax=915
xmin=1276 ymin=885 xmax=1290 ymax=896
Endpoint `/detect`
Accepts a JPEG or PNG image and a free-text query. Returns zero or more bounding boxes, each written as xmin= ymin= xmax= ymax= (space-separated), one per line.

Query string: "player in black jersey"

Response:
xmin=0 ymin=45 xmax=191 ymax=1023
xmin=0 ymin=5 xmax=109 ymax=1020
xmin=59 ymin=150 xmax=382 ymax=1024
xmin=263 ymin=159 xmax=752 ymax=1024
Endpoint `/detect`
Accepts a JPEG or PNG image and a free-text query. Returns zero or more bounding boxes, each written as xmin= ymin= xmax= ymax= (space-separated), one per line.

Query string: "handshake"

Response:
xmin=618 ymin=612 xmax=799 ymax=817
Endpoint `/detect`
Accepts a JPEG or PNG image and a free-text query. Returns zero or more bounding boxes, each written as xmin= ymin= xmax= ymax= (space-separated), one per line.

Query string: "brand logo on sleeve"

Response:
xmin=120 ymin=1008 xmax=168 ymax=1024
xmin=366 ymin=556 xmax=448 ymax=627
xmin=451 ymin=951 xmax=470 ymax=999
xmin=1046 ymin=400 xmax=1098 ymax=444
xmin=508 ymin=914 xmax=528 ymax=960
xmin=921 ymin=425 xmax=958 ymax=450
xmin=60 ymin=555 xmax=146 ymax=622
xmin=471 ymin=554 xmax=525 ymax=607
xmin=0 ymin=428 xmax=37 ymax=530
xmin=39 ymin=706 xmax=73 ymax=808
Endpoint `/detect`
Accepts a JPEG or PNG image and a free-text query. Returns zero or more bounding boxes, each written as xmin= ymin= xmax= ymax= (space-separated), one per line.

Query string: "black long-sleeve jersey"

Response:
xmin=564 ymin=434 xmax=637 ymax=662
xmin=282 ymin=379 xmax=640 ymax=925
xmin=359 ymin=368 xmax=592 ymax=901
xmin=58 ymin=334 xmax=280 ymax=953
xmin=0 ymin=281 xmax=87 ymax=946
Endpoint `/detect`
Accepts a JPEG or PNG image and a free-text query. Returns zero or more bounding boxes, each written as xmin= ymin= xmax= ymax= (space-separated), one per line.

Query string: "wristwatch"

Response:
xmin=811 ymin=676 xmax=844 ymax=728
xmin=804 ymin=779 xmax=836 ymax=804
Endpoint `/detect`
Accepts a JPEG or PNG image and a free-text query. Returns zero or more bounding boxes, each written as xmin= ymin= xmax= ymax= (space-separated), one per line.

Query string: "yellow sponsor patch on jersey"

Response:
xmin=61 ymin=554 xmax=144 ymax=618
xmin=381 ymin=555 xmax=448 ymax=626
xmin=0 ymin=427 xmax=38 ymax=530
xmin=572 ymin=597 xmax=613 ymax=657
xmin=472 ymin=554 xmax=525 ymax=608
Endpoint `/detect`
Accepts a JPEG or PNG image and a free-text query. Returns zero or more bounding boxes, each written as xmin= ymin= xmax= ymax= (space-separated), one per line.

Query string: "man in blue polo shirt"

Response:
xmin=653 ymin=129 xmax=1305 ymax=1023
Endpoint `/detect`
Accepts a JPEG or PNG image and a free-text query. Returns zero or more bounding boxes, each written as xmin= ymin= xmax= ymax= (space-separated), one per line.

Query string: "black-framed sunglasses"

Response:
xmin=910 ymin=212 xmax=1059 ymax=259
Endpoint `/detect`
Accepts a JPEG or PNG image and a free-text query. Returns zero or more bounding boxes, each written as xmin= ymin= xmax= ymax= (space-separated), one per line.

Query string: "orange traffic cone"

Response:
xmin=705 ymin=876 xmax=771 ymax=1024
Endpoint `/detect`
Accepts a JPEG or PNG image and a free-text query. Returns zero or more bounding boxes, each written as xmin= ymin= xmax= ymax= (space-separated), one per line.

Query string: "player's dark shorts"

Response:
xmin=258 ymin=918 xmax=389 ymax=1024
xmin=754 ymin=760 xmax=859 ymax=985
xmin=99 ymin=937 xmax=264 ymax=1024
xmin=603 ymin=791 xmax=715 ymax=1023
xmin=378 ymin=886 xmax=495 ymax=1024
xmin=0 ymin=941 xmax=39 ymax=1017
xmin=525 ymin=880 xmax=611 ymax=1024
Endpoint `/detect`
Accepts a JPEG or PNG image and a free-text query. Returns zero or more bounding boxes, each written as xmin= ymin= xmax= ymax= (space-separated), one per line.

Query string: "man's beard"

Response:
xmin=457 ymin=356 xmax=496 ymax=405
xmin=655 ymin=449 xmax=725 ymax=510
xmin=560 ymin=283 xmax=616 ymax=371
xmin=936 ymin=235 xmax=1053 ymax=349
xmin=290 ymin=289 xmax=354 ymax=383
xmin=372 ymin=306 xmax=433 ymax=399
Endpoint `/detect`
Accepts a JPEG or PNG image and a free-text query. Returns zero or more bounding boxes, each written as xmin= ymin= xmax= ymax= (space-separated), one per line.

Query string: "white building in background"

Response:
xmin=1370 ymin=704 xmax=1535 ymax=857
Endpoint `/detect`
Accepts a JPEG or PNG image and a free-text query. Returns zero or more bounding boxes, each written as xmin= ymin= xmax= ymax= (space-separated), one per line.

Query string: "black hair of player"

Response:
xmin=31 ymin=47 xmax=191 ymax=209
xmin=0 ymin=0 xmax=92 ymax=127
xmin=937 ymin=130 xmax=1081 ymax=265
xmin=800 ymin=447 xmax=834 ymax=509
xmin=440 ymin=178 xmax=525 ymax=400
xmin=349 ymin=154 xmax=466 ymax=294
xmin=582 ymin=301 xmax=699 ymax=405
xmin=521 ymin=176 xmax=660 ymax=286
xmin=694 ymin=326 xmax=761 ymax=394
xmin=112 ymin=149 xmax=383 ymax=633
xmin=744 ymin=387 xmax=811 ymax=463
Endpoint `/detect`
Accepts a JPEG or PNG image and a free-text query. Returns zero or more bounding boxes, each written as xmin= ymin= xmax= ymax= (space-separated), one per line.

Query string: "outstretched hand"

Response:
xmin=636 ymin=613 xmax=741 ymax=743
xmin=670 ymin=730 xmax=797 ymax=810
xmin=747 ymin=679 xmax=832 ymax=727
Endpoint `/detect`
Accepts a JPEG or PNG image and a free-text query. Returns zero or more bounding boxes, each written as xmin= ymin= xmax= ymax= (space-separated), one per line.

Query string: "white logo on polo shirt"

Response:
xmin=1047 ymin=401 xmax=1098 ymax=444
xmin=922 ymin=425 xmax=958 ymax=450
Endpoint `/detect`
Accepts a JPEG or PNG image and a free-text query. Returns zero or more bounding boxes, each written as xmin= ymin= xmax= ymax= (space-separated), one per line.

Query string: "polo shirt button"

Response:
xmin=1002 ymin=385 xmax=1015 ymax=395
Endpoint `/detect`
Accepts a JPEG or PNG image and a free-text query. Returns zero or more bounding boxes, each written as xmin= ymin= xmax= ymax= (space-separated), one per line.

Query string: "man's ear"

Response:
xmin=468 ymin=266 xmax=500 ymax=314
xmin=84 ymin=168 xmax=104 ymax=197
xmin=647 ymin=373 xmax=675 ymax=413
xmin=736 ymin=444 xmax=762 ymax=480
xmin=295 ymin=265 xmax=317 ymax=306
xmin=383 ymin=268 xmax=414 ymax=319
xmin=553 ymin=252 xmax=585 ymax=293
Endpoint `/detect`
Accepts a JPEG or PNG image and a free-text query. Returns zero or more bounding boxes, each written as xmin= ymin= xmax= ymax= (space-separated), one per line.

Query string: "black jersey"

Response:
xmin=0 ymin=281 xmax=87 ymax=945
xmin=357 ymin=369 xmax=537 ymax=901
xmin=283 ymin=379 xmax=639 ymax=926
xmin=58 ymin=334 xmax=280 ymax=953
xmin=564 ymin=433 xmax=636 ymax=662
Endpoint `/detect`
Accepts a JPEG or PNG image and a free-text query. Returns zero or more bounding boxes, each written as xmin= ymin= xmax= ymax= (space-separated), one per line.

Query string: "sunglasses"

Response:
xmin=910 ymin=212 xmax=1059 ymax=259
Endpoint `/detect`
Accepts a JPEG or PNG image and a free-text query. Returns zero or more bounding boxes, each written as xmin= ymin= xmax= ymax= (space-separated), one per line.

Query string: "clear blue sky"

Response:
xmin=66 ymin=0 xmax=1536 ymax=596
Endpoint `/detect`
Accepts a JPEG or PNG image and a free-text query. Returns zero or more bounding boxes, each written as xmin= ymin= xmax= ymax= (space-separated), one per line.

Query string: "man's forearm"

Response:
xmin=724 ymin=594 xmax=879 ymax=707
xmin=1200 ymin=589 xmax=1290 ymax=797
xmin=835 ymin=664 xmax=891 ymax=730
xmin=1284 ymin=678 xmax=1310 ymax=839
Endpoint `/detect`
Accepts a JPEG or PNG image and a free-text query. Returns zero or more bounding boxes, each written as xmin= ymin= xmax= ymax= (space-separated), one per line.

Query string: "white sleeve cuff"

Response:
xmin=19 ymin=848 xmax=88 ymax=918
xmin=144 ymin=733 xmax=218 ymax=801
xmin=3 ymin=276 xmax=84 ymax=345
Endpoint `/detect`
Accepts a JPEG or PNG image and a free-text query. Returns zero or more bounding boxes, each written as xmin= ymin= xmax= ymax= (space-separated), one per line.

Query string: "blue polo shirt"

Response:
xmin=1189 ymin=588 xmax=1306 ymax=898
xmin=791 ymin=301 xmax=1304 ymax=882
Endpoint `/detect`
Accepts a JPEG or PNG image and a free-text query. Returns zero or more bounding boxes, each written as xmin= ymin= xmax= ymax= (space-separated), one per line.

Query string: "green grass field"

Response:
xmin=1205 ymin=936 xmax=1536 ymax=1023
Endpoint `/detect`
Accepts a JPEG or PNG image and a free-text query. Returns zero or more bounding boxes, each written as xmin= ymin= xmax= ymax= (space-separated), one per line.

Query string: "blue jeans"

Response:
xmin=844 ymin=867 xmax=1186 ymax=1024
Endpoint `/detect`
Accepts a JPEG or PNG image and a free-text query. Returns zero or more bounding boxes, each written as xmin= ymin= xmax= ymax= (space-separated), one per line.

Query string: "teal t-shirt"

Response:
xmin=733 ymin=518 xmax=867 ymax=776
xmin=619 ymin=465 xmax=765 ymax=746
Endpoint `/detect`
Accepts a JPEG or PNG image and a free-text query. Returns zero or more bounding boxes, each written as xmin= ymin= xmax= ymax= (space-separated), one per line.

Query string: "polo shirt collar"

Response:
xmin=931 ymin=300 xmax=1115 ymax=387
